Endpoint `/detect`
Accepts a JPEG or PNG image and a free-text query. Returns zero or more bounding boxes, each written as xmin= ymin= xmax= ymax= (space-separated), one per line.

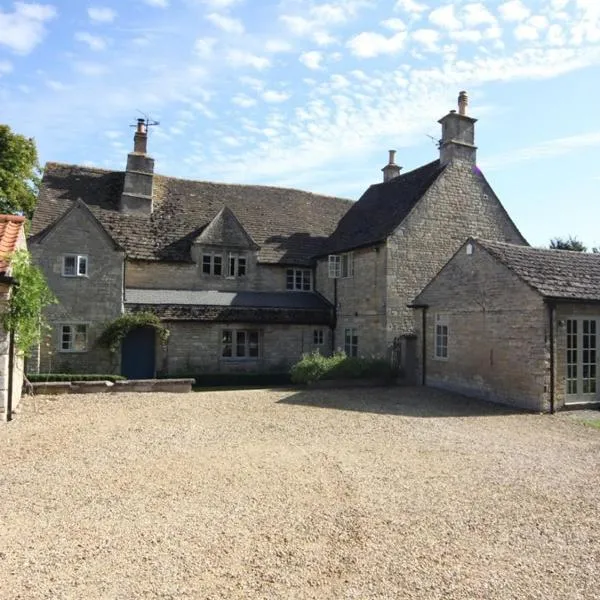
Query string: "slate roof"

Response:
xmin=476 ymin=239 xmax=600 ymax=301
xmin=322 ymin=160 xmax=445 ymax=255
xmin=31 ymin=163 xmax=353 ymax=266
xmin=0 ymin=214 xmax=26 ymax=274
xmin=125 ymin=288 xmax=331 ymax=309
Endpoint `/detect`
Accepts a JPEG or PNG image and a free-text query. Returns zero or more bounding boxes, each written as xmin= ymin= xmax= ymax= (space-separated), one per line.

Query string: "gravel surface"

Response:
xmin=1 ymin=387 xmax=599 ymax=599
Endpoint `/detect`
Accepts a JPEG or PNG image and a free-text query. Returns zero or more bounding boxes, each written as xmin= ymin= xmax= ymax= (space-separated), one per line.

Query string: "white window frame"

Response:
xmin=62 ymin=254 xmax=88 ymax=277
xmin=328 ymin=253 xmax=353 ymax=279
xmin=434 ymin=314 xmax=449 ymax=360
xmin=60 ymin=323 xmax=88 ymax=353
xmin=202 ymin=252 xmax=223 ymax=277
xmin=313 ymin=329 xmax=324 ymax=345
xmin=344 ymin=327 xmax=358 ymax=357
xmin=221 ymin=328 xmax=261 ymax=359
xmin=227 ymin=253 xmax=247 ymax=278
xmin=286 ymin=268 xmax=312 ymax=291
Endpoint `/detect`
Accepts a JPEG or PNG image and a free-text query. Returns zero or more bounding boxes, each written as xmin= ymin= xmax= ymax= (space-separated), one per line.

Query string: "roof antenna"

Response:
xmin=426 ymin=133 xmax=441 ymax=149
xmin=130 ymin=110 xmax=160 ymax=133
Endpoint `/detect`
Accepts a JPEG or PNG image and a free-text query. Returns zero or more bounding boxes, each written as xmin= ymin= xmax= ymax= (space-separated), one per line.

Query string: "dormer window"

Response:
xmin=62 ymin=254 xmax=88 ymax=277
xmin=228 ymin=253 xmax=246 ymax=278
xmin=202 ymin=253 xmax=222 ymax=276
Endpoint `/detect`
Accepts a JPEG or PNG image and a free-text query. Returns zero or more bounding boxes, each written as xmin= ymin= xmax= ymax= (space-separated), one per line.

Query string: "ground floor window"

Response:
xmin=314 ymin=329 xmax=324 ymax=345
xmin=222 ymin=329 xmax=261 ymax=358
xmin=60 ymin=324 xmax=88 ymax=352
xmin=435 ymin=314 xmax=448 ymax=359
xmin=344 ymin=328 xmax=358 ymax=357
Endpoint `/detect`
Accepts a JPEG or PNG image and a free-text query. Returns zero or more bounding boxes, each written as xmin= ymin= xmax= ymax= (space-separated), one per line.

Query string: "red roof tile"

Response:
xmin=0 ymin=215 xmax=26 ymax=274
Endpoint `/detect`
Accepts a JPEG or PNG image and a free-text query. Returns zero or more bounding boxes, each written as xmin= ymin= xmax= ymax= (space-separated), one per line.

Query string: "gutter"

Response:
xmin=546 ymin=299 xmax=556 ymax=414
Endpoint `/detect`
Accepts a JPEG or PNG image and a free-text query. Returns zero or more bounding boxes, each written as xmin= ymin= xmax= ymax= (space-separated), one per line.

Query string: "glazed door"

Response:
xmin=565 ymin=318 xmax=598 ymax=404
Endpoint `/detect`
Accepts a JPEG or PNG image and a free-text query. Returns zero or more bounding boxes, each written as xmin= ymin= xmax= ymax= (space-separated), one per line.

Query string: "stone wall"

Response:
xmin=387 ymin=160 xmax=526 ymax=342
xmin=126 ymin=259 xmax=297 ymax=293
xmin=315 ymin=245 xmax=387 ymax=357
xmin=415 ymin=241 xmax=549 ymax=411
xmin=0 ymin=286 xmax=23 ymax=413
xmin=29 ymin=204 xmax=125 ymax=374
xmin=158 ymin=322 xmax=330 ymax=375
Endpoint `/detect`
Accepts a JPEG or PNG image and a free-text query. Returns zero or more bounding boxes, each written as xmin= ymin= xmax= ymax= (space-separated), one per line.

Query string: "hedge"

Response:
xmin=27 ymin=373 xmax=126 ymax=383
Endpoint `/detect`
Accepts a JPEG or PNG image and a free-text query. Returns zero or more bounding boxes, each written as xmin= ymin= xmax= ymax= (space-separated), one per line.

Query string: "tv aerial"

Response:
xmin=130 ymin=110 xmax=160 ymax=132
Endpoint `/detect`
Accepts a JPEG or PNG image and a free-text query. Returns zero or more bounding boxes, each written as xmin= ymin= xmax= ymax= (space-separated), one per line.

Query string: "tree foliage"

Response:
xmin=1 ymin=250 xmax=56 ymax=355
xmin=549 ymin=236 xmax=599 ymax=253
xmin=0 ymin=124 xmax=41 ymax=219
xmin=98 ymin=312 xmax=170 ymax=354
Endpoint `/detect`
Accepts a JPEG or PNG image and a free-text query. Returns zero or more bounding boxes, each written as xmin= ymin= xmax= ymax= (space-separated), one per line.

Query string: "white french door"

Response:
xmin=566 ymin=318 xmax=598 ymax=403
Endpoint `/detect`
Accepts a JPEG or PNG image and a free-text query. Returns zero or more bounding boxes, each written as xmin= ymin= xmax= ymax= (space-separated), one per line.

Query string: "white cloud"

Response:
xmin=451 ymin=29 xmax=482 ymax=43
xmin=194 ymin=37 xmax=216 ymax=58
xmin=382 ymin=17 xmax=406 ymax=31
xmin=299 ymin=50 xmax=323 ymax=69
xmin=202 ymin=0 xmax=243 ymax=7
xmin=73 ymin=61 xmax=109 ymax=76
xmin=265 ymin=39 xmax=292 ymax=53
xmin=206 ymin=13 xmax=244 ymax=34
xmin=0 ymin=60 xmax=13 ymax=75
xmin=0 ymin=2 xmax=57 ymax=54
xmin=142 ymin=0 xmax=169 ymax=7
xmin=498 ymin=0 xmax=531 ymax=22
xmin=429 ymin=5 xmax=462 ymax=30
xmin=547 ymin=23 xmax=565 ymax=45
xmin=87 ymin=7 xmax=116 ymax=23
xmin=226 ymin=50 xmax=270 ymax=69
xmin=347 ymin=31 xmax=407 ymax=58
xmin=262 ymin=90 xmax=291 ymax=103
xmin=412 ymin=28 xmax=440 ymax=51
xmin=45 ymin=79 xmax=66 ymax=90
xmin=232 ymin=93 xmax=257 ymax=108
xmin=395 ymin=0 xmax=428 ymax=14
xmin=75 ymin=32 xmax=107 ymax=51
xmin=514 ymin=24 xmax=539 ymax=40
xmin=462 ymin=3 xmax=496 ymax=27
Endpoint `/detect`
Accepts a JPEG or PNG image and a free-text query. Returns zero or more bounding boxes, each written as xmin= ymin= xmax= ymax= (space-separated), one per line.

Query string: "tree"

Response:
xmin=0 ymin=125 xmax=41 ymax=219
xmin=549 ymin=236 xmax=587 ymax=252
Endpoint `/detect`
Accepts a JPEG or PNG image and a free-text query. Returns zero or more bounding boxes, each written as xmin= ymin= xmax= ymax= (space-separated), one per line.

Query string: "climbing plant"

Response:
xmin=98 ymin=311 xmax=170 ymax=354
xmin=1 ymin=250 xmax=56 ymax=355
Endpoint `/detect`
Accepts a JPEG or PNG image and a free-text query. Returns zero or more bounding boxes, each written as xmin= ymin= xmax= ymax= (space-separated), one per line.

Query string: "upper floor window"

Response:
xmin=328 ymin=252 xmax=353 ymax=279
xmin=435 ymin=314 xmax=449 ymax=360
xmin=228 ymin=253 xmax=247 ymax=278
xmin=60 ymin=324 xmax=88 ymax=352
xmin=202 ymin=253 xmax=223 ymax=276
xmin=62 ymin=254 xmax=88 ymax=277
xmin=286 ymin=269 xmax=312 ymax=291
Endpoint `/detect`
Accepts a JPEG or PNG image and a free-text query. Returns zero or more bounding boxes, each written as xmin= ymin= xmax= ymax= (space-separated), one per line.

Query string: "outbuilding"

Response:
xmin=412 ymin=238 xmax=600 ymax=412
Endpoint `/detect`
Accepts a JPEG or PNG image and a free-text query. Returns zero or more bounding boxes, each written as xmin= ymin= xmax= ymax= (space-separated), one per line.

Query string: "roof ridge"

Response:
xmin=475 ymin=237 xmax=600 ymax=258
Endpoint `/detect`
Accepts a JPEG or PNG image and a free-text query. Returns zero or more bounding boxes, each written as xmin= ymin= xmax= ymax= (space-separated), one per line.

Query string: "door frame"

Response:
xmin=565 ymin=316 xmax=598 ymax=405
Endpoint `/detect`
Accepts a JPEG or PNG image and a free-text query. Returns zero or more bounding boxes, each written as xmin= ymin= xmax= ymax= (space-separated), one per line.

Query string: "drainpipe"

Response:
xmin=407 ymin=303 xmax=428 ymax=386
xmin=331 ymin=278 xmax=338 ymax=354
xmin=548 ymin=301 xmax=556 ymax=414
xmin=6 ymin=328 xmax=14 ymax=422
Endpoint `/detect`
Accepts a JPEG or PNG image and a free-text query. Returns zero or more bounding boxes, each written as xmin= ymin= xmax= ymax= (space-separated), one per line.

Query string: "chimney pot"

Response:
xmin=382 ymin=149 xmax=401 ymax=182
xmin=458 ymin=90 xmax=468 ymax=116
xmin=388 ymin=149 xmax=396 ymax=165
xmin=136 ymin=118 xmax=146 ymax=134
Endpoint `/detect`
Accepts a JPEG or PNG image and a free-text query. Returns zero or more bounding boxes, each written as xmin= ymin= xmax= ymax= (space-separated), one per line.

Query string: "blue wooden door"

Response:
xmin=121 ymin=327 xmax=156 ymax=379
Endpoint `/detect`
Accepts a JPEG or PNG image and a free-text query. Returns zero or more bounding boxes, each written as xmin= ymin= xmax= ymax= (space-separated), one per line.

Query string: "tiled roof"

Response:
xmin=31 ymin=163 xmax=353 ymax=266
xmin=0 ymin=214 xmax=26 ymax=274
xmin=322 ymin=160 xmax=445 ymax=255
xmin=476 ymin=239 xmax=600 ymax=301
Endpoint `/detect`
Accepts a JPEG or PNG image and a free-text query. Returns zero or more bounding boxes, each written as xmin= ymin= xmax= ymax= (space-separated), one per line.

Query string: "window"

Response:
xmin=202 ymin=253 xmax=222 ymax=276
xmin=60 ymin=324 xmax=88 ymax=352
xmin=344 ymin=328 xmax=358 ymax=357
xmin=314 ymin=329 xmax=324 ymax=345
xmin=328 ymin=253 xmax=353 ymax=278
xmin=222 ymin=329 xmax=260 ymax=358
xmin=228 ymin=253 xmax=247 ymax=277
xmin=435 ymin=314 xmax=449 ymax=359
xmin=62 ymin=255 xmax=88 ymax=277
xmin=286 ymin=269 xmax=312 ymax=291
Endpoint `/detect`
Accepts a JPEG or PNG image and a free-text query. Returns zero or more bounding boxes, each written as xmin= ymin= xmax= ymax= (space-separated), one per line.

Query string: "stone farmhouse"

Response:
xmin=32 ymin=90 xmax=581 ymax=411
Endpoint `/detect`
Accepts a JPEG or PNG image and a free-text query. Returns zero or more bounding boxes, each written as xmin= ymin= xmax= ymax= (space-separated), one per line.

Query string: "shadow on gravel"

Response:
xmin=277 ymin=386 xmax=530 ymax=418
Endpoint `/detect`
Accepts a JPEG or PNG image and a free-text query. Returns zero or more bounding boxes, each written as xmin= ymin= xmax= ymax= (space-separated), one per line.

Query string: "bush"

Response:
xmin=290 ymin=351 xmax=393 ymax=384
xmin=27 ymin=373 xmax=126 ymax=382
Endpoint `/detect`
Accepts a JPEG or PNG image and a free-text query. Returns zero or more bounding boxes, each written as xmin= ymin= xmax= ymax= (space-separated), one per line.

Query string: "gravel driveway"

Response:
xmin=1 ymin=387 xmax=599 ymax=599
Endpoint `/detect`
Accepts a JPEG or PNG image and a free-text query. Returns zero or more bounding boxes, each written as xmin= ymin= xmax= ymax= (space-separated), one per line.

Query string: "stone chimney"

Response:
xmin=120 ymin=118 xmax=155 ymax=216
xmin=381 ymin=149 xmax=402 ymax=182
xmin=438 ymin=90 xmax=477 ymax=166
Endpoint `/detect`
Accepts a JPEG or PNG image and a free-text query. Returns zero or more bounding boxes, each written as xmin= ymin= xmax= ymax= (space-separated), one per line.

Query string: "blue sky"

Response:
xmin=1 ymin=0 xmax=599 ymax=248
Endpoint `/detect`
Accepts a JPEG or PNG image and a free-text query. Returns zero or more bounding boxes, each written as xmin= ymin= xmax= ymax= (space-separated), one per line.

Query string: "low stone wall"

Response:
xmin=30 ymin=379 xmax=194 ymax=395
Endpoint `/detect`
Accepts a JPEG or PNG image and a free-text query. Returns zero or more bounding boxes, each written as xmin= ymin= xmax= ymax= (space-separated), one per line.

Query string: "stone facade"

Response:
xmin=29 ymin=203 xmax=125 ymax=374
xmin=414 ymin=241 xmax=549 ymax=411
xmin=0 ymin=284 xmax=24 ymax=414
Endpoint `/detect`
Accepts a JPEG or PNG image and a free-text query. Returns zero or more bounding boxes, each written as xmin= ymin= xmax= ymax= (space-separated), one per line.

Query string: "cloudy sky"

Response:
xmin=1 ymin=0 xmax=599 ymax=247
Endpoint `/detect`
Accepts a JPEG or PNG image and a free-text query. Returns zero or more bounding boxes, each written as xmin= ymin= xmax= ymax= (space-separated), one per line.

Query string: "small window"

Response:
xmin=286 ymin=269 xmax=312 ymax=291
xmin=314 ymin=329 xmax=324 ymax=345
xmin=328 ymin=255 xmax=341 ymax=278
xmin=60 ymin=324 xmax=88 ymax=352
xmin=344 ymin=327 xmax=358 ymax=357
xmin=228 ymin=253 xmax=247 ymax=278
xmin=435 ymin=314 xmax=449 ymax=360
xmin=341 ymin=253 xmax=354 ymax=278
xmin=62 ymin=255 xmax=88 ymax=277
xmin=202 ymin=253 xmax=223 ymax=276
xmin=222 ymin=329 xmax=261 ymax=358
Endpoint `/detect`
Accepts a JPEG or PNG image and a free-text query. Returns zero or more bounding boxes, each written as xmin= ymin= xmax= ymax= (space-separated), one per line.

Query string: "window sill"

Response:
xmin=221 ymin=357 xmax=261 ymax=361
xmin=59 ymin=349 xmax=88 ymax=354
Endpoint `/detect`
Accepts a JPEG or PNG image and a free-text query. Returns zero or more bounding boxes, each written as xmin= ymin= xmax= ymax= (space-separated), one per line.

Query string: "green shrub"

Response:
xmin=290 ymin=351 xmax=393 ymax=384
xmin=27 ymin=373 xmax=126 ymax=382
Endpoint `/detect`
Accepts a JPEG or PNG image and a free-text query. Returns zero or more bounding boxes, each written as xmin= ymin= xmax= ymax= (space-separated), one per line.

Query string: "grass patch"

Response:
xmin=585 ymin=419 xmax=600 ymax=430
